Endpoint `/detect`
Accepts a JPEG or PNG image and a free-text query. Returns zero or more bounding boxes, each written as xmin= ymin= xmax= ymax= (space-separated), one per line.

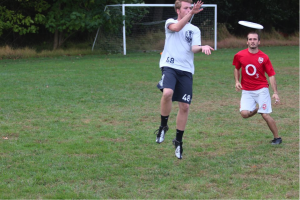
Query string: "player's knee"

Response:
xmin=162 ymin=89 xmax=173 ymax=100
xmin=179 ymin=103 xmax=189 ymax=113
xmin=240 ymin=110 xmax=249 ymax=118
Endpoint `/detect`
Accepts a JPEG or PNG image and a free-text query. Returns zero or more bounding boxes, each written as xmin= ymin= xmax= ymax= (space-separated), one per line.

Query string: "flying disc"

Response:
xmin=238 ymin=21 xmax=264 ymax=29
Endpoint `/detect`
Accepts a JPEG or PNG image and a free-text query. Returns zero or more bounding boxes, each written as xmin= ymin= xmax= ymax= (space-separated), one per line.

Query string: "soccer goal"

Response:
xmin=92 ymin=4 xmax=217 ymax=55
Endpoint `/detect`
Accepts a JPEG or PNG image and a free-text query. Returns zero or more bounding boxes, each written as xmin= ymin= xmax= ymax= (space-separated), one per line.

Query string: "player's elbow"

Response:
xmin=171 ymin=27 xmax=181 ymax=32
xmin=168 ymin=24 xmax=181 ymax=32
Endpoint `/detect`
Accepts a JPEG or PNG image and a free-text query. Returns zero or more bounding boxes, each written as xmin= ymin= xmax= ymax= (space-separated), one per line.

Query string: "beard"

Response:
xmin=249 ymin=44 xmax=258 ymax=49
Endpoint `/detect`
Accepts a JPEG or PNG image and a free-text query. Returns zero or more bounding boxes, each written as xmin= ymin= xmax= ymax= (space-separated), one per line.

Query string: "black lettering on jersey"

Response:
xmin=166 ymin=57 xmax=175 ymax=64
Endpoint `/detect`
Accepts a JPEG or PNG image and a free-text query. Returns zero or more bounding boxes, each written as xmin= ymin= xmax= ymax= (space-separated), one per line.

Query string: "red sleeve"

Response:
xmin=232 ymin=53 xmax=241 ymax=69
xmin=264 ymin=56 xmax=276 ymax=77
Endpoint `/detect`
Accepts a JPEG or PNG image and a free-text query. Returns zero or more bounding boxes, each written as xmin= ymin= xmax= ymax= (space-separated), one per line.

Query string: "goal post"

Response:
xmin=92 ymin=4 xmax=217 ymax=55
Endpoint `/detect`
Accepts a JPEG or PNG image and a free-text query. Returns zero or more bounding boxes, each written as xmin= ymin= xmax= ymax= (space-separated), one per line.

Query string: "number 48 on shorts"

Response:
xmin=182 ymin=94 xmax=191 ymax=102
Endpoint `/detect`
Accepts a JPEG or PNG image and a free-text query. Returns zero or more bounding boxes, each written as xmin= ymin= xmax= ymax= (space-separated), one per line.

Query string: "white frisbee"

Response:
xmin=238 ymin=21 xmax=264 ymax=29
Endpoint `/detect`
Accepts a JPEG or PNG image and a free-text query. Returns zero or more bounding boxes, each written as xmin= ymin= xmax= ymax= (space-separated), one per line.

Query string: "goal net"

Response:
xmin=92 ymin=4 xmax=217 ymax=54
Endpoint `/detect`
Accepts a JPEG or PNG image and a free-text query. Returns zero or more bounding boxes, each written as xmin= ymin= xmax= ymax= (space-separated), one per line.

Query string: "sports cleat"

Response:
xmin=154 ymin=125 xmax=169 ymax=144
xmin=271 ymin=137 xmax=282 ymax=145
xmin=173 ymin=139 xmax=183 ymax=159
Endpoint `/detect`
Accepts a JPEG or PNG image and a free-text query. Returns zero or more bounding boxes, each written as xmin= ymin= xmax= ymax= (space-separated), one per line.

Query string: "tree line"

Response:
xmin=0 ymin=0 xmax=144 ymax=49
xmin=0 ymin=0 xmax=298 ymax=50
xmin=204 ymin=0 xmax=299 ymax=35
xmin=146 ymin=0 xmax=299 ymax=34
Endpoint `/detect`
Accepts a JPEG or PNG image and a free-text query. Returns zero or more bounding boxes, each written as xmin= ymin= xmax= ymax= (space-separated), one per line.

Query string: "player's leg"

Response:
xmin=155 ymin=67 xmax=176 ymax=144
xmin=172 ymin=102 xmax=189 ymax=159
xmin=240 ymin=90 xmax=258 ymax=118
xmin=176 ymin=102 xmax=189 ymax=131
xmin=241 ymin=108 xmax=258 ymax=118
xmin=257 ymin=88 xmax=282 ymax=144
xmin=261 ymin=113 xmax=280 ymax=138
xmin=172 ymin=71 xmax=193 ymax=159
xmin=160 ymin=88 xmax=173 ymax=116
xmin=154 ymin=88 xmax=173 ymax=143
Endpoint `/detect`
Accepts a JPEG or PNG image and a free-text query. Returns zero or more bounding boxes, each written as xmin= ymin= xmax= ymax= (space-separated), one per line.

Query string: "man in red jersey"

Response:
xmin=233 ymin=32 xmax=282 ymax=145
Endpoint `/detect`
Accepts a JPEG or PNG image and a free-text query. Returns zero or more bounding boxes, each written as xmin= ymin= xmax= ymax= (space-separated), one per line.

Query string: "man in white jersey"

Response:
xmin=154 ymin=0 xmax=214 ymax=159
xmin=233 ymin=32 xmax=282 ymax=145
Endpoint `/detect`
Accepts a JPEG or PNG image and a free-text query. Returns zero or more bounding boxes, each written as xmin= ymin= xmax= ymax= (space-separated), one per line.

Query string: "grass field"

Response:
xmin=0 ymin=46 xmax=299 ymax=199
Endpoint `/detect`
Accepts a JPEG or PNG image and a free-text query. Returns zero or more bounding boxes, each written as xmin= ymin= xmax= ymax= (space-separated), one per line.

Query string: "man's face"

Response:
xmin=247 ymin=34 xmax=260 ymax=49
xmin=177 ymin=1 xmax=192 ymax=20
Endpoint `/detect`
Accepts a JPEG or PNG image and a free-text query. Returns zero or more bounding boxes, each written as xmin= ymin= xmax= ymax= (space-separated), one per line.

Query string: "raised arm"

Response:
xmin=269 ymin=75 xmax=280 ymax=104
xmin=168 ymin=1 xmax=204 ymax=32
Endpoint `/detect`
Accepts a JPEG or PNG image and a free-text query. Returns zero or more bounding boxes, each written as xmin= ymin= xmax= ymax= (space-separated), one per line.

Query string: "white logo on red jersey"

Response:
xmin=245 ymin=64 xmax=257 ymax=76
xmin=258 ymin=57 xmax=264 ymax=64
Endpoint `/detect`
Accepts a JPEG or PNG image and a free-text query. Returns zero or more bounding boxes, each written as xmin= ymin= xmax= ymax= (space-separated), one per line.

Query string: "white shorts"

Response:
xmin=240 ymin=88 xmax=272 ymax=114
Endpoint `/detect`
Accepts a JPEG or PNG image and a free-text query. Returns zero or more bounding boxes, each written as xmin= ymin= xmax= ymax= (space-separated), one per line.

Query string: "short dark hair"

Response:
xmin=247 ymin=32 xmax=260 ymax=41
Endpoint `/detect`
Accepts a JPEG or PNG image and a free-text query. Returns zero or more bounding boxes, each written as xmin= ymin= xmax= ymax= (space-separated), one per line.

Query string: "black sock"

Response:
xmin=176 ymin=129 xmax=184 ymax=142
xmin=160 ymin=115 xmax=169 ymax=127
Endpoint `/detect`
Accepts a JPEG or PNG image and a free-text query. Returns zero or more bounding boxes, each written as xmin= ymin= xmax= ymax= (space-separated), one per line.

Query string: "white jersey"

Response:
xmin=159 ymin=18 xmax=201 ymax=74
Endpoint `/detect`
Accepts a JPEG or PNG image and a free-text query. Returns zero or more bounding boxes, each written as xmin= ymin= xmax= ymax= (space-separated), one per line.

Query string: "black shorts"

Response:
xmin=157 ymin=67 xmax=193 ymax=104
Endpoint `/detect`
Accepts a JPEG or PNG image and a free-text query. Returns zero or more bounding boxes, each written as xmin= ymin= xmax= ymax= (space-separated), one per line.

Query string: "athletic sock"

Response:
xmin=160 ymin=115 xmax=169 ymax=127
xmin=176 ymin=129 xmax=184 ymax=142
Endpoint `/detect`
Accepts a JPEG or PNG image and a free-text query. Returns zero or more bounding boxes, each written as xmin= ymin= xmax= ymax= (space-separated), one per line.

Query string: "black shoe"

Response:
xmin=154 ymin=126 xmax=169 ymax=144
xmin=271 ymin=137 xmax=282 ymax=145
xmin=172 ymin=139 xmax=183 ymax=159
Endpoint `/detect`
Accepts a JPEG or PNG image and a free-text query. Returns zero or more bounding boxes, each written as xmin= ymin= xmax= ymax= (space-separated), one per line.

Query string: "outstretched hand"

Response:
xmin=191 ymin=1 xmax=204 ymax=15
xmin=201 ymin=45 xmax=214 ymax=55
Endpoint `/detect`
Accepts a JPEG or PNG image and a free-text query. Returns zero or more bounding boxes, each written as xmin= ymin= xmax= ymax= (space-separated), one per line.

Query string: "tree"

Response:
xmin=204 ymin=0 xmax=299 ymax=35
xmin=44 ymin=0 xmax=145 ymax=50
xmin=1 ymin=0 xmax=297 ymax=48
xmin=0 ymin=0 xmax=49 ymax=45
xmin=0 ymin=0 xmax=145 ymax=49
xmin=44 ymin=0 xmax=104 ymax=50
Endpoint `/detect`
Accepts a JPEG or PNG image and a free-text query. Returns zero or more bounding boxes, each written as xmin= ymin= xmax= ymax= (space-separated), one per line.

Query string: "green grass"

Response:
xmin=0 ymin=46 xmax=299 ymax=199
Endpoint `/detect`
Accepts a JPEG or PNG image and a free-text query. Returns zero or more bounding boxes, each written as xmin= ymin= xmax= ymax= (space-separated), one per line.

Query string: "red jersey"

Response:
xmin=232 ymin=49 xmax=275 ymax=90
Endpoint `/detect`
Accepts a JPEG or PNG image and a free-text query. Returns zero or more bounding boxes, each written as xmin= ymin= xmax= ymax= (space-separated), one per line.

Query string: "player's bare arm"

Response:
xmin=269 ymin=75 xmax=280 ymax=104
xmin=169 ymin=1 xmax=204 ymax=32
xmin=234 ymin=68 xmax=242 ymax=91
xmin=191 ymin=45 xmax=214 ymax=55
